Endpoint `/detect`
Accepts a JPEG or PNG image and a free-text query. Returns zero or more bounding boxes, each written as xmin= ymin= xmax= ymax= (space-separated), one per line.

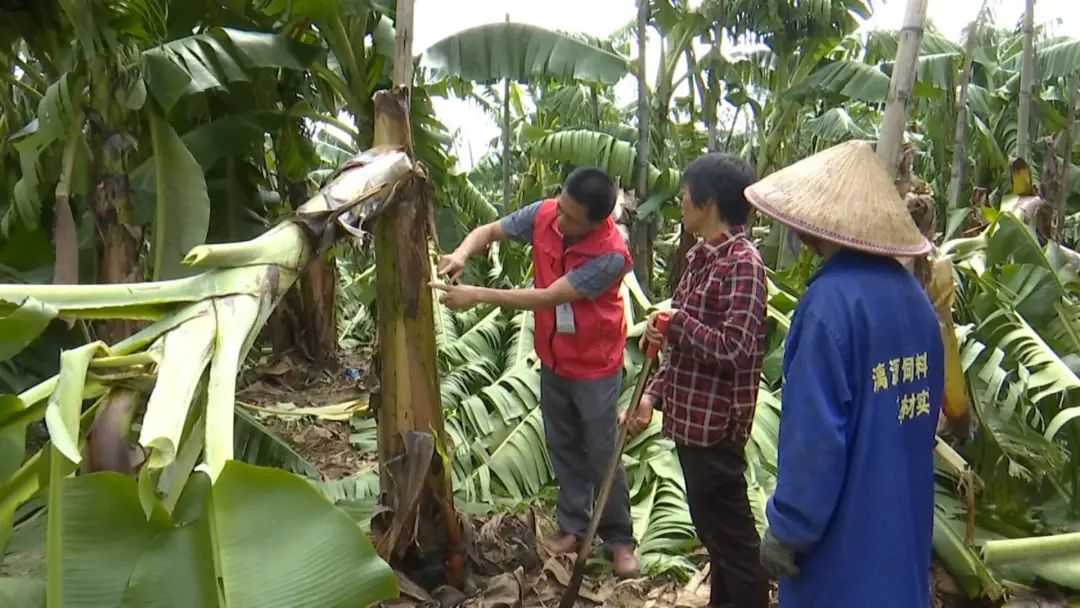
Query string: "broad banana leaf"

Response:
xmin=792 ymin=59 xmax=890 ymax=103
xmin=987 ymin=213 xmax=1080 ymax=305
xmin=419 ymin=23 xmax=630 ymax=85
xmin=7 ymin=75 xmax=83 ymax=234
xmin=912 ymin=52 xmax=960 ymax=94
xmin=528 ymin=128 xmax=640 ymax=179
xmin=0 ymin=576 xmax=43 ymax=607
xmin=972 ymin=306 xmax=1080 ymax=405
xmin=796 ymin=52 xmax=960 ymax=104
xmin=1037 ymin=38 xmax=1080 ymax=81
xmin=538 ymin=83 xmax=619 ymax=128
xmin=146 ymin=111 xmax=211 ymax=281
xmin=864 ymin=29 xmax=963 ymax=63
xmin=434 ymin=303 xmax=546 ymax=503
xmin=0 ymin=299 xmax=57 ymax=364
xmin=456 ymin=385 xmax=548 ymax=503
xmin=130 ymin=111 xmax=289 ymax=226
xmin=142 ymin=28 xmax=321 ymax=111
xmin=965 ymin=84 xmax=1002 ymax=118
xmin=959 ymin=326 xmax=1069 ymax=486
xmin=0 ymin=394 xmax=25 ymax=551
xmin=43 ymin=463 xmax=396 ymax=608
xmin=527 ymin=129 xmax=682 ymax=210
xmin=630 ymin=448 xmax=697 ymax=576
xmin=446 ymin=173 xmax=499 ymax=225
xmin=802 ymin=107 xmax=874 ymax=143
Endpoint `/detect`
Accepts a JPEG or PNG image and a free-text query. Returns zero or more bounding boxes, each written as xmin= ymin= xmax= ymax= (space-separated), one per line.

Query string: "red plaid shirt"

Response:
xmin=645 ymin=226 xmax=767 ymax=447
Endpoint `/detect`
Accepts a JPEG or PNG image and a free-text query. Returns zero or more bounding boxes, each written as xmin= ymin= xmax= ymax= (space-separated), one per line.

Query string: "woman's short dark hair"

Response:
xmin=563 ymin=167 xmax=616 ymax=222
xmin=682 ymin=153 xmax=756 ymax=226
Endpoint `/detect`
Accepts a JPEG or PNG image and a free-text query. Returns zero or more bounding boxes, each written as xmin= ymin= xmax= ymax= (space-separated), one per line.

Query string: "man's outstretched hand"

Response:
xmin=431 ymin=281 xmax=481 ymax=311
xmin=437 ymin=251 xmax=468 ymax=282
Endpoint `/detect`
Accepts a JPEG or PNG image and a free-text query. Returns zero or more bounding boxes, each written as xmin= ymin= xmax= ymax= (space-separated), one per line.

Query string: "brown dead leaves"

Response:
xmin=377 ymin=510 xmax=715 ymax=608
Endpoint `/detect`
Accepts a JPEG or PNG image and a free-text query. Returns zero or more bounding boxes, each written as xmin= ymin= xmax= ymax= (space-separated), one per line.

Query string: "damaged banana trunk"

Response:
xmin=369 ymin=86 xmax=466 ymax=590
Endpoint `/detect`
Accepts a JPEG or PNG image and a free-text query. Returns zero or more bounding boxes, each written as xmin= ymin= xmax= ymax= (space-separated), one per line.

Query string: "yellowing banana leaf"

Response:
xmin=927 ymin=259 xmax=972 ymax=424
xmin=237 ymin=398 xmax=369 ymax=421
xmin=1010 ymin=158 xmax=1036 ymax=197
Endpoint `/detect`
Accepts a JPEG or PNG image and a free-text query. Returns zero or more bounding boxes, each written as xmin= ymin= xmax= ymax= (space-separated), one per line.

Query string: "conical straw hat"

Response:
xmin=744 ymin=140 xmax=931 ymax=257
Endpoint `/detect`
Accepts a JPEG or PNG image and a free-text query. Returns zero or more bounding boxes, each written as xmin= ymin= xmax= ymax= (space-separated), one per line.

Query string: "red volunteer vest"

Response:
xmin=532 ymin=199 xmax=632 ymax=379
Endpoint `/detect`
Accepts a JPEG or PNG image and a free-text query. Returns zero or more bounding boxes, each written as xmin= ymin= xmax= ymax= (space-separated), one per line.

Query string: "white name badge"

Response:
xmin=555 ymin=302 xmax=576 ymax=334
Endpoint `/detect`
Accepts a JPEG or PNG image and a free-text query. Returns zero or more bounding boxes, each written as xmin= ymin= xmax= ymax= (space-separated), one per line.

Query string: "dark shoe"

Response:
xmin=546 ymin=533 xmax=580 ymax=555
xmin=610 ymin=545 xmax=640 ymax=578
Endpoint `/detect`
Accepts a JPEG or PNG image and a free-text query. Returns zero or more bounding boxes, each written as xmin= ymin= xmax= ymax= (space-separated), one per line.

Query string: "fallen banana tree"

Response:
xmin=0 ymin=141 xmax=421 ymax=606
xmin=930 ymin=204 xmax=1080 ymax=598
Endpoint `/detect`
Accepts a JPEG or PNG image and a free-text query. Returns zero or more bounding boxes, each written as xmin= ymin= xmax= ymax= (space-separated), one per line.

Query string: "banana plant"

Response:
xmin=418 ymin=20 xmax=633 ymax=215
xmin=0 ymin=145 xmax=414 ymax=606
xmin=922 ymin=205 xmax=1080 ymax=594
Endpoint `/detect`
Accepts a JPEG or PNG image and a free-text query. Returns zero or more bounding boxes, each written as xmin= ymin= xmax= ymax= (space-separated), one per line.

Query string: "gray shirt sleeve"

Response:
xmin=567 ymin=253 xmax=630 ymax=300
xmin=499 ymin=200 xmax=544 ymax=244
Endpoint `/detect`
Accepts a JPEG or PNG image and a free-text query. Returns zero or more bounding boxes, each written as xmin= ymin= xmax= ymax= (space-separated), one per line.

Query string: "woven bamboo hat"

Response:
xmin=744 ymin=140 xmax=931 ymax=257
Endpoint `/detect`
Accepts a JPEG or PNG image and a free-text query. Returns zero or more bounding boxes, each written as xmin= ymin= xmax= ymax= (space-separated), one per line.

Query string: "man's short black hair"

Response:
xmin=682 ymin=153 xmax=756 ymax=226
xmin=563 ymin=167 xmax=617 ymax=222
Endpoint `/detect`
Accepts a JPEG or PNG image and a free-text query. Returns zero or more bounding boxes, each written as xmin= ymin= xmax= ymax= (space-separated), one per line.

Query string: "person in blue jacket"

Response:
xmin=742 ymin=140 xmax=945 ymax=608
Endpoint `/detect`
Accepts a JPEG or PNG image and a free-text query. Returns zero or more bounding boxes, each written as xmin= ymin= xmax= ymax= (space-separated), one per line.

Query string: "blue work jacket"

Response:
xmin=766 ymin=250 xmax=944 ymax=608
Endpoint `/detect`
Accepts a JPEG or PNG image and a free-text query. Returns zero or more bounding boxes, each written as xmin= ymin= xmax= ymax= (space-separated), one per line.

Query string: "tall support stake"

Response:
xmin=393 ymin=0 xmax=415 ymax=89
xmin=630 ymin=0 xmax=653 ymax=288
xmin=706 ymin=24 xmax=722 ymax=152
xmin=1017 ymin=0 xmax=1036 ymax=163
xmin=635 ymin=0 xmax=649 ymax=197
xmin=502 ymin=13 xmax=512 ymax=211
xmin=1060 ymin=71 xmax=1077 ymax=240
xmin=877 ymin=0 xmax=928 ymax=177
xmin=946 ymin=1 xmax=989 ymax=210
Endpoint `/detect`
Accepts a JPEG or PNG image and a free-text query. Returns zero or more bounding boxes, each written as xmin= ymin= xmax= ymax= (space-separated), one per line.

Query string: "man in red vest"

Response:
xmin=433 ymin=167 xmax=638 ymax=577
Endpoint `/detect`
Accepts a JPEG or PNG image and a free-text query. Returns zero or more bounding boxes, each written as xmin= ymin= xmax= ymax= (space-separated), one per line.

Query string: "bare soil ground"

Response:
xmin=238 ymin=350 xmax=376 ymax=479
xmin=238 ymin=350 xmax=376 ymax=408
xmin=378 ymin=509 xmax=726 ymax=608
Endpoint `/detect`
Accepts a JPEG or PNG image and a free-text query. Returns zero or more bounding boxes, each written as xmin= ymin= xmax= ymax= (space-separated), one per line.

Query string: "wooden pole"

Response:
xmin=392 ymin=0 xmax=415 ymax=88
xmin=630 ymin=0 xmax=653 ymax=288
xmin=1059 ymin=71 xmax=1077 ymax=240
xmin=706 ymin=25 xmax=722 ymax=152
xmin=636 ymin=1 xmax=648 ymax=203
xmin=877 ymin=0 xmax=928 ymax=177
xmin=502 ymin=13 xmax=512 ymax=211
xmin=946 ymin=1 xmax=989 ymax=209
xmin=1017 ymin=0 xmax=1036 ymax=163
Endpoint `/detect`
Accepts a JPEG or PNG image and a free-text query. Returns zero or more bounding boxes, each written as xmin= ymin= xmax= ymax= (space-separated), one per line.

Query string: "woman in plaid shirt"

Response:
xmin=622 ymin=153 xmax=769 ymax=608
